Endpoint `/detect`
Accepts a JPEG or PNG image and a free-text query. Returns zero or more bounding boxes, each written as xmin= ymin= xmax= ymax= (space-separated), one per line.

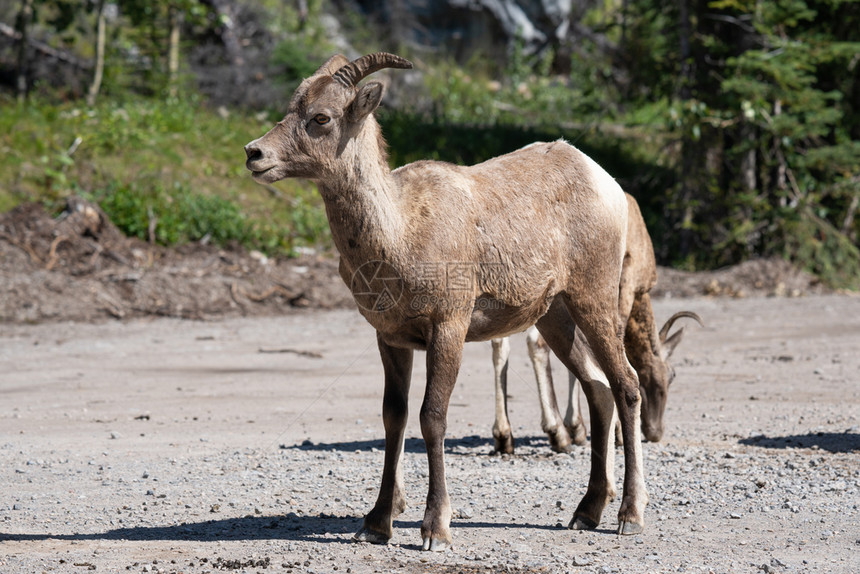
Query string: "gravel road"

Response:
xmin=2 ymin=295 xmax=858 ymax=573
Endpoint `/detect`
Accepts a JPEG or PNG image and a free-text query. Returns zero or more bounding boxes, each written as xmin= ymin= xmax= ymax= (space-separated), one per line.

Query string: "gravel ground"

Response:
xmin=1 ymin=295 xmax=859 ymax=573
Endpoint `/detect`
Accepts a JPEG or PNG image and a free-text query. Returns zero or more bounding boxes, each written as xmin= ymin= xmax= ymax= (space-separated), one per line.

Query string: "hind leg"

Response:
xmin=564 ymin=373 xmax=589 ymax=446
xmin=526 ymin=328 xmax=573 ymax=453
xmin=491 ymin=337 xmax=515 ymax=454
xmin=538 ymin=295 xmax=648 ymax=534
xmin=536 ymin=300 xmax=618 ymax=529
xmin=566 ymin=297 xmax=647 ymax=535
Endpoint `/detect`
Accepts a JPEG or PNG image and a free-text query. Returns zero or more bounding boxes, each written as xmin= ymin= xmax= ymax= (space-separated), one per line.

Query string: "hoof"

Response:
xmin=617 ymin=520 xmax=644 ymax=535
xmin=422 ymin=536 xmax=451 ymax=552
xmin=568 ymin=514 xmax=598 ymax=530
xmin=565 ymin=423 xmax=588 ymax=446
xmin=545 ymin=422 xmax=573 ymax=453
xmin=354 ymin=526 xmax=391 ymax=545
xmin=550 ymin=441 xmax=572 ymax=454
xmin=493 ymin=433 xmax=515 ymax=455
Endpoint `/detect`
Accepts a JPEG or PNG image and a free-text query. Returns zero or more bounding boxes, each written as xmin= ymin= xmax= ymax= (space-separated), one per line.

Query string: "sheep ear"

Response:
xmin=348 ymin=82 xmax=384 ymax=123
xmin=660 ymin=327 xmax=685 ymax=361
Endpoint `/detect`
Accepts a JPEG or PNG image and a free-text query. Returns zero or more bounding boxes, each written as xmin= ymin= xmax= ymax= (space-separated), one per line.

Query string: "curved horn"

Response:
xmin=332 ymin=52 xmax=413 ymax=88
xmin=659 ymin=311 xmax=704 ymax=342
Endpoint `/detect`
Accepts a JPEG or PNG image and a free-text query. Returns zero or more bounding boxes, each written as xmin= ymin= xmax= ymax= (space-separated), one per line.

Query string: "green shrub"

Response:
xmin=90 ymin=181 xmax=252 ymax=247
xmin=0 ymin=94 xmax=331 ymax=257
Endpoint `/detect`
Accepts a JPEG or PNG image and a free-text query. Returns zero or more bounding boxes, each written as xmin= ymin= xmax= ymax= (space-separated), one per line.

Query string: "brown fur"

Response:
xmin=244 ymin=53 xmax=650 ymax=548
xmin=491 ymin=194 xmax=702 ymax=458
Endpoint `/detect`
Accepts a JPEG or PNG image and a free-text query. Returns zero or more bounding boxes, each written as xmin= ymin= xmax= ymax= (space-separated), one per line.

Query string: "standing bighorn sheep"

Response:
xmin=491 ymin=195 xmax=703 ymax=454
xmin=245 ymin=52 xmax=648 ymax=550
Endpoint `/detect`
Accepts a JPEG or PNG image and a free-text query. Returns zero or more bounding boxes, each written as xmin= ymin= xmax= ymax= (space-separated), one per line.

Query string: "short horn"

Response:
xmin=332 ymin=52 xmax=413 ymax=88
xmin=659 ymin=311 xmax=704 ymax=342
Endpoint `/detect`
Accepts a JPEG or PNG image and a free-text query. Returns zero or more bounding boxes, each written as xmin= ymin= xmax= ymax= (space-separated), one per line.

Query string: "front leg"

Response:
xmin=420 ymin=320 xmax=467 ymax=551
xmin=355 ymin=333 xmax=413 ymax=544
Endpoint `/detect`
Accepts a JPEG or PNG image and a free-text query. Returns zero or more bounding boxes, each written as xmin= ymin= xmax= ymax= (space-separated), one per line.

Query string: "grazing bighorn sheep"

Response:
xmin=492 ymin=310 xmax=701 ymax=452
xmin=491 ymin=194 xmax=703 ymax=454
xmin=245 ymin=52 xmax=647 ymax=550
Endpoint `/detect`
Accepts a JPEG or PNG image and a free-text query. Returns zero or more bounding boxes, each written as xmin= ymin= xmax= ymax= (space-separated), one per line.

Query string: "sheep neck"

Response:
xmin=317 ymin=122 xmax=405 ymax=268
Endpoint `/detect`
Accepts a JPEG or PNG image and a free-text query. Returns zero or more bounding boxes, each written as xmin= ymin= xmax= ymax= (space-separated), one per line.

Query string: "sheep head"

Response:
xmin=244 ymin=53 xmax=413 ymax=184
xmin=634 ymin=310 xmax=703 ymax=442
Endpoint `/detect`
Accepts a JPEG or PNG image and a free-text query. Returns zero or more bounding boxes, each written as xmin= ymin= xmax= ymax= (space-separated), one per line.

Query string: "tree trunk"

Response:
xmin=204 ymin=0 xmax=246 ymax=86
xmin=842 ymin=194 xmax=859 ymax=241
xmin=677 ymin=0 xmax=695 ymax=259
xmin=678 ymin=0 xmax=692 ymax=101
xmin=740 ymin=122 xmax=756 ymax=192
xmin=87 ymin=0 xmax=107 ymax=107
xmin=296 ymin=0 xmax=309 ymax=28
xmin=168 ymin=4 xmax=181 ymax=98
xmin=15 ymin=0 xmax=34 ymax=102
xmin=0 ymin=22 xmax=93 ymax=70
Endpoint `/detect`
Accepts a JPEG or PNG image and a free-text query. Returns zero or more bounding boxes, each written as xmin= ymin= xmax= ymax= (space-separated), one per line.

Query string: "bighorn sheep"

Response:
xmin=245 ymin=53 xmax=648 ymax=550
xmin=491 ymin=194 xmax=703 ymax=454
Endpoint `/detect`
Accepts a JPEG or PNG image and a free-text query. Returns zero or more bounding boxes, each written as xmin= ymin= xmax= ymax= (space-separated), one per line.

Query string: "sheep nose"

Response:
xmin=244 ymin=142 xmax=262 ymax=161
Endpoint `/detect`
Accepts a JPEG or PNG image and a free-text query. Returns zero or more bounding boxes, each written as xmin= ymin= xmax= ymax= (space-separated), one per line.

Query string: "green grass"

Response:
xmin=0 ymin=90 xmax=670 ymax=258
xmin=0 ymin=94 xmax=329 ymax=255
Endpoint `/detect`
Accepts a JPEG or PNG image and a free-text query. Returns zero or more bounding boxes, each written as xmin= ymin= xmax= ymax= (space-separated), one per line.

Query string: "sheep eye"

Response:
xmin=313 ymin=114 xmax=330 ymax=125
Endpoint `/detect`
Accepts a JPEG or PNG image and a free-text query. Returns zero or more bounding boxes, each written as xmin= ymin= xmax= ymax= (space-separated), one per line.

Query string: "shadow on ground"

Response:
xmin=739 ymin=432 xmax=859 ymax=453
xmin=278 ymin=435 xmax=561 ymax=455
xmin=1 ymin=513 xmax=563 ymax=544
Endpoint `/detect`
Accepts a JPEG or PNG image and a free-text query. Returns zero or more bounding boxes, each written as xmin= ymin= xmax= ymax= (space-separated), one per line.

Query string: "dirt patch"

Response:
xmin=0 ymin=198 xmax=352 ymax=323
xmin=0 ymin=198 xmax=829 ymax=325
xmin=653 ymin=258 xmax=828 ymax=299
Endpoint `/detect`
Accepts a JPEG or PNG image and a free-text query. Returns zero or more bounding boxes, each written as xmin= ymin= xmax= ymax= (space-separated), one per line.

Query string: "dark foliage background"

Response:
xmin=1 ymin=0 xmax=858 ymax=286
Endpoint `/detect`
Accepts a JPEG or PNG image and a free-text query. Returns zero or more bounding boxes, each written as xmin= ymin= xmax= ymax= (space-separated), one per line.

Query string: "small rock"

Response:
xmin=110 ymin=431 xmax=121 ymax=440
xmin=572 ymin=555 xmax=592 ymax=566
